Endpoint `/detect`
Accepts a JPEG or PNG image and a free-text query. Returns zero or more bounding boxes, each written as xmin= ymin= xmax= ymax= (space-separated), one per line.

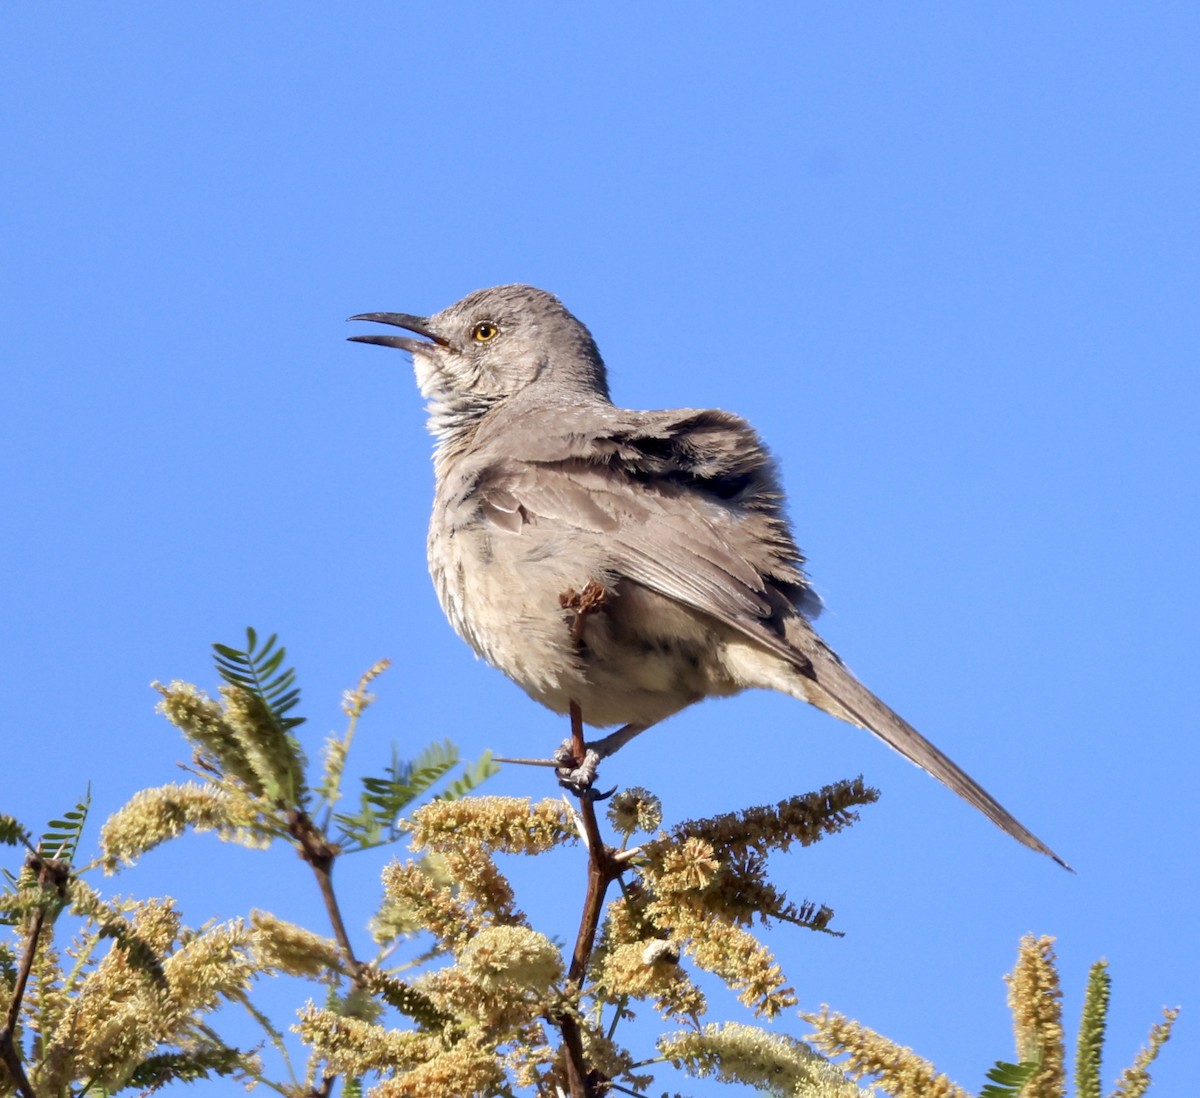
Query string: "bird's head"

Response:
xmin=349 ymin=285 xmax=611 ymax=423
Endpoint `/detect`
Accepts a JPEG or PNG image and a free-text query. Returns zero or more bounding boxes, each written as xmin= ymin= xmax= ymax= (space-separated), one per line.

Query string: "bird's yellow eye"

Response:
xmin=472 ymin=321 xmax=499 ymax=342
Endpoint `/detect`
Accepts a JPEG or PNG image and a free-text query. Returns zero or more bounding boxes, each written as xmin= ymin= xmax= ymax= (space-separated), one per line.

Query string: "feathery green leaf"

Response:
xmin=212 ymin=628 xmax=306 ymax=735
xmin=0 ymin=814 xmax=30 ymax=849
xmin=38 ymin=786 xmax=92 ymax=866
xmin=439 ymin=749 xmax=501 ymax=801
xmin=124 ymin=1046 xmax=248 ymax=1089
xmin=333 ymin=741 xmax=498 ymax=851
xmin=980 ymin=1058 xmax=1041 ymax=1098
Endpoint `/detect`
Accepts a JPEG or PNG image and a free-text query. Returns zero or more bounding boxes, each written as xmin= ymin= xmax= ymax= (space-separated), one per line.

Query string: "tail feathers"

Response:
xmin=792 ymin=637 xmax=1070 ymax=870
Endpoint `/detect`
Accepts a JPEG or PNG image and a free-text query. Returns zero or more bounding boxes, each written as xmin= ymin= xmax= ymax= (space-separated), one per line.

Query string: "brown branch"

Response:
xmin=567 ymin=701 xmax=588 ymax=783
xmin=287 ymin=808 xmax=365 ymax=1098
xmin=552 ymin=701 xmax=628 ymax=1098
xmin=0 ymin=908 xmax=41 ymax=1098
xmin=1 ymin=854 xmax=71 ymax=1098
xmin=286 ymin=809 xmax=362 ymax=977
xmin=549 ymin=584 xmax=628 ymax=1095
xmin=558 ymin=1010 xmax=589 ymax=1098
xmin=569 ymin=791 xmax=617 ymax=985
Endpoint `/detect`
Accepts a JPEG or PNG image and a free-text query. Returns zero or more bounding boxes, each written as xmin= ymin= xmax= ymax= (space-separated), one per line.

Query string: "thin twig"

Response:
xmin=551 ymin=702 xmax=631 ymax=1098
xmin=286 ymin=808 xmax=365 ymax=1098
xmin=568 ymin=701 xmax=588 ymax=773
xmin=559 ymin=582 xmax=608 ymax=767
xmin=549 ymin=584 xmax=628 ymax=1095
xmin=0 ymin=908 xmax=41 ymax=1098
xmin=1 ymin=854 xmax=70 ymax=1098
xmin=286 ymin=809 xmax=361 ymax=976
xmin=492 ymin=755 xmax=561 ymax=768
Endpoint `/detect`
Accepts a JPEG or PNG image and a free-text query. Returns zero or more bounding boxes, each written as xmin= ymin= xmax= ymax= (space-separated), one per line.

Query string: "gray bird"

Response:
xmin=349 ymin=284 xmax=1066 ymax=868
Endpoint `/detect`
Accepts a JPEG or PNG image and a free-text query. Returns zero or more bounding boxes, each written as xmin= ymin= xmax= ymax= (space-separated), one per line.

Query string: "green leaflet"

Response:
xmin=979 ymin=1057 xmax=1041 ymax=1098
xmin=39 ymin=786 xmax=92 ymax=866
xmin=213 ymin=627 xmax=305 ymax=735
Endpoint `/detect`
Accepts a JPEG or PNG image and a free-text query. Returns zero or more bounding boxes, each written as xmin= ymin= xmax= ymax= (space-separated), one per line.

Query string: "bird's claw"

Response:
xmin=554 ymin=740 xmax=607 ymax=797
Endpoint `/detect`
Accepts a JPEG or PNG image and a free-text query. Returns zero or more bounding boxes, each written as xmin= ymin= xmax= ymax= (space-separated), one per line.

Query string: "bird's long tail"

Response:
xmin=789 ymin=630 xmax=1070 ymax=870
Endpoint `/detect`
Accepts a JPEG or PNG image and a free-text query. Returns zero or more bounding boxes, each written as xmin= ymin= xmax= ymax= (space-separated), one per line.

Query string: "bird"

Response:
xmin=349 ymin=284 xmax=1067 ymax=868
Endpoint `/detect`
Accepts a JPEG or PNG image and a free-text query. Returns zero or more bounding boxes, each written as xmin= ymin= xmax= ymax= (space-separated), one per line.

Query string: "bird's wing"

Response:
xmin=467 ymin=405 xmax=818 ymax=664
xmin=466 ymin=404 xmax=1069 ymax=868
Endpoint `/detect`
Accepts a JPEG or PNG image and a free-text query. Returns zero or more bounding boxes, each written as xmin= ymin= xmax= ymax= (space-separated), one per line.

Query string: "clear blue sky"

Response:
xmin=3 ymin=5 xmax=1196 ymax=1094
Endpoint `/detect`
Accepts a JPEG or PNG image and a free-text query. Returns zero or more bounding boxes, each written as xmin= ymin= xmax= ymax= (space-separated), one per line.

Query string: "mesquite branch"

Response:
xmin=1 ymin=853 xmax=70 ymax=1098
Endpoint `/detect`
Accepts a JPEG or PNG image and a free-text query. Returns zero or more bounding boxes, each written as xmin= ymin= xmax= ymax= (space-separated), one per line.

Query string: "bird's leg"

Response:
xmin=586 ymin=720 xmax=651 ymax=758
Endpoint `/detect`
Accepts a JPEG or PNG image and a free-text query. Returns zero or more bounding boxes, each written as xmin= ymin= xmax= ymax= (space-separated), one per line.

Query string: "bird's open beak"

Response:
xmin=346 ymin=312 xmax=453 ymax=353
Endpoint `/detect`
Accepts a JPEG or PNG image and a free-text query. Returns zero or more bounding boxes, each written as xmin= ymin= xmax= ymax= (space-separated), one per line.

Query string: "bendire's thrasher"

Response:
xmin=350 ymin=284 xmax=1066 ymax=868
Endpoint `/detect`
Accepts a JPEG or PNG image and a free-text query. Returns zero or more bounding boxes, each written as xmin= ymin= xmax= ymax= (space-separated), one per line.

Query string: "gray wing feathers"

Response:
xmin=485 ymin=460 xmax=779 ymax=624
xmin=469 ymin=406 xmax=813 ymax=647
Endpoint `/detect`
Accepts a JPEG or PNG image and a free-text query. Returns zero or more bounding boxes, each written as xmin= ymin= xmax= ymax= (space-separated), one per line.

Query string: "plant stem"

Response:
xmin=286 ymin=808 xmax=365 ymax=1098
xmin=0 ymin=906 xmax=41 ymax=1098
xmin=287 ymin=809 xmax=361 ymax=976
xmin=1 ymin=854 xmax=70 ymax=1098
xmin=557 ymin=701 xmax=625 ymax=1098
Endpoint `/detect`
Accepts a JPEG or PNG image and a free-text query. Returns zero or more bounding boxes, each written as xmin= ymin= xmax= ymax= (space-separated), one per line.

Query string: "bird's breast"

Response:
xmin=425 ymin=505 xmax=746 ymax=727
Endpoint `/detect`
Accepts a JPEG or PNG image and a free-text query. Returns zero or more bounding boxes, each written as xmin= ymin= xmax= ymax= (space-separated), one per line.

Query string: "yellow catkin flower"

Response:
xmin=663 ymin=1021 xmax=864 ymax=1097
xmin=596 ymin=939 xmax=673 ymax=998
xmin=51 ymin=899 xmax=185 ymax=1088
xmin=368 ymin=1037 xmax=505 ymax=1098
xmin=24 ymin=937 xmax=69 ymax=1046
xmin=64 ymin=999 xmax=157 ymax=1088
xmin=458 ymin=926 xmax=563 ymax=995
xmin=597 ymin=893 xmax=645 ymax=948
xmin=594 ymin=939 xmax=706 ymax=1020
xmin=653 ymin=836 xmax=721 ymax=892
xmin=807 ymin=1008 xmax=970 ymax=1098
xmin=1110 ymin=1007 xmax=1181 ymax=1098
xmin=503 ymin=1027 xmax=556 ymax=1091
xmin=99 ymin=782 xmax=264 ymax=872
xmin=221 ymin=684 xmax=305 ymax=801
xmin=416 ymin=961 xmax=541 ymax=1037
xmin=410 ymin=797 xmax=574 ymax=854
xmin=649 ymin=780 xmax=878 ymax=864
xmin=593 ymin=893 xmax=708 ymax=1019
xmin=153 ymin=680 xmax=261 ymax=791
xmin=250 ymin=910 xmax=342 ymax=978
xmin=63 ymin=879 xmax=114 ymax=923
xmin=294 ymin=1003 xmax=439 ymax=1076
xmin=343 ymin=657 xmax=391 ymax=718
xmin=319 ymin=733 xmax=349 ymax=791
xmin=126 ymin=896 xmax=183 ymax=952
xmin=380 ymin=860 xmax=481 ymax=951
xmin=441 ymin=843 xmax=520 ymax=922
xmin=671 ymin=916 xmax=795 ymax=1018
xmin=1075 ymin=959 xmax=1110 ymax=1098
xmin=161 ymin=918 xmax=254 ymax=1015
xmin=1006 ymin=934 xmax=1065 ymax=1097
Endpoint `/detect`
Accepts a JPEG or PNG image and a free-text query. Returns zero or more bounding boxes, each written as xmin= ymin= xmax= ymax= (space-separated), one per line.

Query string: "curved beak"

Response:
xmin=346 ymin=312 xmax=453 ymax=353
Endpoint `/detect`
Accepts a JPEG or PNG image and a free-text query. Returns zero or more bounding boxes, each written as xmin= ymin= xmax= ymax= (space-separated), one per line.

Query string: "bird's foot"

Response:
xmin=553 ymin=739 xmax=615 ymax=801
